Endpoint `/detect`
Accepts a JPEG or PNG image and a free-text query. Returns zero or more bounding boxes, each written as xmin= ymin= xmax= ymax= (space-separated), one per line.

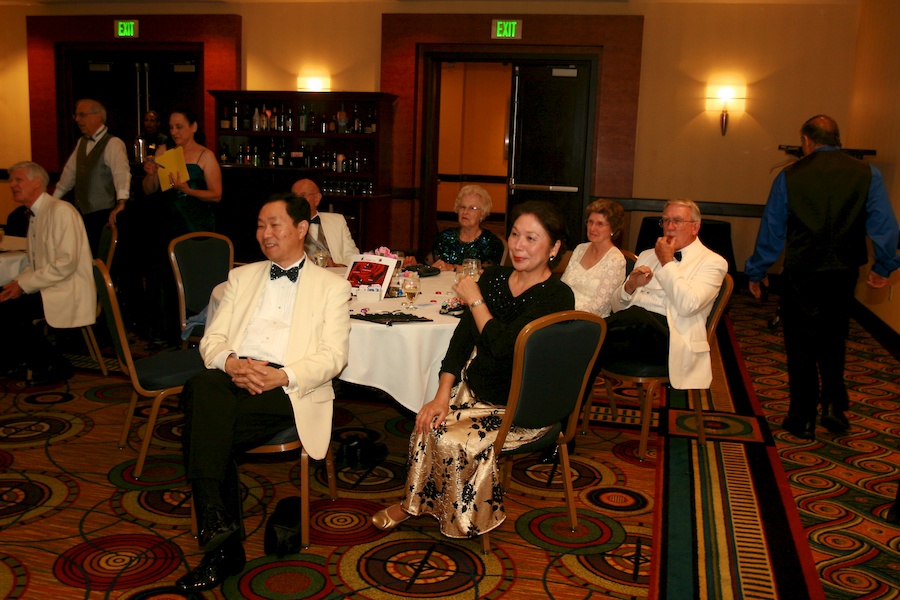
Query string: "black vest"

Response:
xmin=784 ymin=149 xmax=870 ymax=273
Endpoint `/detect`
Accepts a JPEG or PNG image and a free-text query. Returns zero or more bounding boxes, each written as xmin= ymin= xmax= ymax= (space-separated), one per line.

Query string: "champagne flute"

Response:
xmin=402 ymin=272 xmax=420 ymax=309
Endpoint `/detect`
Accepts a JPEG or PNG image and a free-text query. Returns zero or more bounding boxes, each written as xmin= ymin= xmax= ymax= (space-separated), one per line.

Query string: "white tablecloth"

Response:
xmin=207 ymin=270 xmax=461 ymax=413
xmin=0 ymin=236 xmax=29 ymax=286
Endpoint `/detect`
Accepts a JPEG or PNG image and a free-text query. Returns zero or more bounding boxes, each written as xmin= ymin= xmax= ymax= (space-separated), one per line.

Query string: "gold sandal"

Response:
xmin=371 ymin=506 xmax=411 ymax=530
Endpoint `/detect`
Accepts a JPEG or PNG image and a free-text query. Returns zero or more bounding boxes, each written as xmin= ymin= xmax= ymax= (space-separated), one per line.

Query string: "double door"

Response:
xmin=57 ymin=45 xmax=204 ymax=165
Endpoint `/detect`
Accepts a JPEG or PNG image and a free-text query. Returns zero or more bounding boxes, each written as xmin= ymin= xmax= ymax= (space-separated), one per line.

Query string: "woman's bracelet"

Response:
xmin=469 ymin=298 xmax=485 ymax=308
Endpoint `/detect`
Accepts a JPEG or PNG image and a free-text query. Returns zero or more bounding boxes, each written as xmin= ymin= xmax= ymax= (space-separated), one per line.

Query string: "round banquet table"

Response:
xmin=207 ymin=270 xmax=462 ymax=413
xmin=0 ymin=236 xmax=29 ymax=286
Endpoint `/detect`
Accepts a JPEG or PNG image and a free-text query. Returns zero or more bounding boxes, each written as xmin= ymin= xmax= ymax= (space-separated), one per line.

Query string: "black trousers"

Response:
xmin=81 ymin=208 xmax=111 ymax=258
xmin=780 ymin=268 xmax=857 ymax=421
xmin=0 ymin=292 xmax=63 ymax=371
xmin=599 ymin=305 xmax=669 ymax=368
xmin=181 ymin=369 xmax=295 ymax=523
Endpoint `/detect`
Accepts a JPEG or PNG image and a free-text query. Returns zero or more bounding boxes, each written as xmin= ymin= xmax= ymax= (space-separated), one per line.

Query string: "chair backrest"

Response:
xmin=493 ymin=311 xmax=607 ymax=453
xmin=168 ymin=232 xmax=234 ymax=330
xmin=93 ymin=259 xmax=138 ymax=379
xmin=98 ymin=222 xmax=118 ymax=269
xmin=706 ymin=273 xmax=734 ymax=341
xmin=499 ymin=236 xmax=510 ymax=268
xmin=621 ymin=249 xmax=638 ymax=277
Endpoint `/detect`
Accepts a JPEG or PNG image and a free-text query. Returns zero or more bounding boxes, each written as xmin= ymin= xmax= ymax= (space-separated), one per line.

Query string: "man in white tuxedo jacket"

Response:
xmin=176 ymin=193 xmax=350 ymax=593
xmin=0 ymin=161 xmax=95 ymax=385
xmin=606 ymin=199 xmax=727 ymax=390
xmin=292 ymin=178 xmax=360 ymax=266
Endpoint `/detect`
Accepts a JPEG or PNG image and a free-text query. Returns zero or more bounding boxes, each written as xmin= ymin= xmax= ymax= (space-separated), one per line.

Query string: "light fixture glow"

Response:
xmin=297 ymin=76 xmax=331 ymax=92
xmin=705 ymin=84 xmax=746 ymax=136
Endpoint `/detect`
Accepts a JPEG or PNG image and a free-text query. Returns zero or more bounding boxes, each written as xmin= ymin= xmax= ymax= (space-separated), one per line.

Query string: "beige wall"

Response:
xmin=5 ymin=1 xmax=899 ymax=330
xmin=849 ymin=0 xmax=900 ymax=329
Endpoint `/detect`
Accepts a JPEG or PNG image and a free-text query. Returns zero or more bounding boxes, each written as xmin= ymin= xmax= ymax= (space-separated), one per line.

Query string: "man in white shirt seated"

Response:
xmin=0 ymin=161 xmax=96 ymax=386
xmin=175 ymin=192 xmax=351 ymax=592
xmin=602 ymin=198 xmax=727 ymax=392
xmin=291 ymin=178 xmax=360 ymax=267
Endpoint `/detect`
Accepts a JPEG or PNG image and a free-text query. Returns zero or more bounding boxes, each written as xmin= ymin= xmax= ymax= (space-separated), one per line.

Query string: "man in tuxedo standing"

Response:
xmin=291 ymin=178 xmax=360 ymax=266
xmin=53 ymin=99 xmax=131 ymax=255
xmin=175 ymin=192 xmax=350 ymax=592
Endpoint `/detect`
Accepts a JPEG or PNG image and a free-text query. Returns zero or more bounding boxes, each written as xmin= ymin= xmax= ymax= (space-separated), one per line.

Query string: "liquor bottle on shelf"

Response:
xmin=285 ymin=107 xmax=294 ymax=132
xmin=268 ymin=139 xmax=277 ymax=167
xmin=276 ymin=104 xmax=285 ymax=132
xmin=231 ymin=102 xmax=239 ymax=130
xmin=353 ymin=104 xmax=362 ymax=134
xmin=277 ymin=142 xmax=287 ymax=167
xmin=298 ymin=141 xmax=309 ymax=168
xmin=241 ymin=105 xmax=251 ymax=130
xmin=219 ymin=143 xmax=231 ymax=163
xmin=328 ymin=114 xmax=336 ymax=133
xmin=352 ymin=151 xmax=361 ymax=174
xmin=308 ymin=108 xmax=316 ymax=132
xmin=252 ymin=107 xmax=261 ymax=132
xmin=298 ymin=105 xmax=307 ymax=132
xmin=337 ymin=102 xmax=348 ymax=133
xmin=260 ymin=105 xmax=269 ymax=131
xmin=366 ymin=107 xmax=376 ymax=134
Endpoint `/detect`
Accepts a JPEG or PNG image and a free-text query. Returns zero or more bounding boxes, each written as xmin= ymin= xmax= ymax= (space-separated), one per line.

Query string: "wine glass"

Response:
xmin=462 ymin=258 xmax=481 ymax=282
xmin=402 ymin=272 xmax=420 ymax=309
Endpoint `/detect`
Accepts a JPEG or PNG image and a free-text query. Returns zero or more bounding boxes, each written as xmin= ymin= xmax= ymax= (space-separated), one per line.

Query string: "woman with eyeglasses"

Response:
xmin=560 ymin=199 xmax=627 ymax=317
xmin=426 ymin=185 xmax=505 ymax=271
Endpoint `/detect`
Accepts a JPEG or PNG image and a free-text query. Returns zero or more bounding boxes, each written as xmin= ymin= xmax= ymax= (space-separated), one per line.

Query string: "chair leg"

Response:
xmin=300 ymin=448 xmax=310 ymax=549
xmin=324 ymin=445 xmax=338 ymax=500
xmin=481 ymin=532 xmax=491 ymax=554
xmin=605 ymin=375 xmax=619 ymax=420
xmin=559 ymin=442 xmax=578 ymax=531
xmin=692 ymin=389 xmax=707 ymax=445
xmin=119 ymin=391 xmax=139 ymax=449
xmin=637 ymin=382 xmax=657 ymax=460
xmin=134 ymin=390 xmax=175 ymax=479
xmin=81 ymin=325 xmax=108 ymax=376
xmin=579 ymin=392 xmax=593 ymax=435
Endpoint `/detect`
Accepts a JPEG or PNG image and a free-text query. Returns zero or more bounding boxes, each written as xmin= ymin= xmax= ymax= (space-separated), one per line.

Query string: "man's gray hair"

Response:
xmin=666 ymin=198 xmax=701 ymax=223
xmin=9 ymin=161 xmax=49 ymax=191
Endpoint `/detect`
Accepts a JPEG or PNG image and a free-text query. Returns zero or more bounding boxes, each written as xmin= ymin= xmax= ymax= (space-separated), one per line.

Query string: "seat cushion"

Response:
xmin=134 ymin=349 xmax=206 ymax=390
xmin=501 ymin=423 xmax=562 ymax=456
xmin=263 ymin=426 xmax=300 ymax=446
xmin=603 ymin=360 xmax=668 ymax=379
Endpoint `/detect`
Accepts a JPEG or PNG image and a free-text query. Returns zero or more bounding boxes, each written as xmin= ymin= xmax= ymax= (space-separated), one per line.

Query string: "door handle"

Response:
xmin=509 ymin=183 xmax=579 ymax=193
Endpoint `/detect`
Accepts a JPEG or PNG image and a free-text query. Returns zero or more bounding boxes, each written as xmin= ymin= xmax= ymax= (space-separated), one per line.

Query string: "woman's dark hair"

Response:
xmin=262 ymin=192 xmax=311 ymax=225
xmin=510 ymin=200 xmax=568 ymax=267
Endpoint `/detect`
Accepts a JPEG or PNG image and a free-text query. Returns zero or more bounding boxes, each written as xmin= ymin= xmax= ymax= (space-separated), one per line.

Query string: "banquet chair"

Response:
xmin=93 ymin=259 xmax=206 ymax=479
xmin=481 ymin=310 xmax=607 ymax=553
xmin=550 ymin=250 xmax=573 ymax=275
xmin=168 ymin=232 xmax=234 ymax=348
xmin=581 ymin=273 xmax=734 ymax=458
xmin=189 ymin=429 xmax=339 ymax=550
xmin=621 ymin=249 xmax=638 ymax=277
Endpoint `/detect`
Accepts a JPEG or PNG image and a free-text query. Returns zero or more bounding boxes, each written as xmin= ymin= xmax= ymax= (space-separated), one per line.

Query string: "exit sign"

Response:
xmin=492 ymin=19 xmax=522 ymax=40
xmin=114 ymin=20 xmax=139 ymax=38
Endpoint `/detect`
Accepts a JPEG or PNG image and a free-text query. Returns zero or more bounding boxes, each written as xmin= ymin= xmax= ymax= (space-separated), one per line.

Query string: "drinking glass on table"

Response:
xmin=461 ymin=258 xmax=481 ymax=282
xmin=313 ymin=250 xmax=329 ymax=268
xmin=402 ymin=272 xmax=420 ymax=309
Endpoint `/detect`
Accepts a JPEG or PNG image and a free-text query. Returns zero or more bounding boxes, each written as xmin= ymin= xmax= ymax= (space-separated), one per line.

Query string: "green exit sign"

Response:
xmin=114 ymin=20 xmax=139 ymax=38
xmin=492 ymin=19 xmax=522 ymax=40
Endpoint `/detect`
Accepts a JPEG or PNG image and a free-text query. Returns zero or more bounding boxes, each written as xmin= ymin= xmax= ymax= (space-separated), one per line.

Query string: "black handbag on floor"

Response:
xmin=264 ymin=496 xmax=301 ymax=557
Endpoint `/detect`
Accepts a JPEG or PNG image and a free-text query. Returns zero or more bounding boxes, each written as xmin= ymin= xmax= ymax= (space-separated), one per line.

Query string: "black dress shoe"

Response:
xmin=175 ymin=544 xmax=246 ymax=592
xmin=198 ymin=508 xmax=239 ymax=552
xmin=1 ymin=362 xmax=28 ymax=379
xmin=821 ymin=410 xmax=850 ymax=433
xmin=783 ymin=416 xmax=816 ymax=440
xmin=27 ymin=362 xmax=74 ymax=387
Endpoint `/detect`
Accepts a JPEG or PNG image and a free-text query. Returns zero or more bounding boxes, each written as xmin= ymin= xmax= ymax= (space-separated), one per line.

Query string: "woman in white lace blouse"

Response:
xmin=560 ymin=199 xmax=627 ymax=317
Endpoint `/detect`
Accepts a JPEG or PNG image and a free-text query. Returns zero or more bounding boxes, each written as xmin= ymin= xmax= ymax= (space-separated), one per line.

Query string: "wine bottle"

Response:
xmin=252 ymin=107 xmax=260 ymax=132
xmin=260 ymin=104 xmax=269 ymax=132
xmin=285 ymin=107 xmax=294 ymax=132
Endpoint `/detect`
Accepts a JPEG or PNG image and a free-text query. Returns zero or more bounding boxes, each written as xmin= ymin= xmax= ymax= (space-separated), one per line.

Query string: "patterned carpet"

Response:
xmin=4 ymin=290 xmax=887 ymax=598
xmin=729 ymin=291 xmax=900 ymax=600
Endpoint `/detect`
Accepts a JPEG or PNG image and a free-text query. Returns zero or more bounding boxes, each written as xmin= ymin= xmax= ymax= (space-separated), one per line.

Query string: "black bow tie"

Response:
xmin=673 ymin=251 xmax=682 ymax=262
xmin=270 ymin=261 xmax=303 ymax=282
xmin=25 ymin=208 xmax=35 ymax=218
xmin=310 ymin=215 xmax=321 ymax=225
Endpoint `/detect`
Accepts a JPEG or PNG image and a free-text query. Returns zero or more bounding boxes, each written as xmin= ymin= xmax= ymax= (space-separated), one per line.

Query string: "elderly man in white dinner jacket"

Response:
xmin=292 ymin=178 xmax=360 ymax=266
xmin=0 ymin=161 xmax=95 ymax=384
xmin=175 ymin=192 xmax=350 ymax=593
xmin=606 ymin=198 xmax=727 ymax=390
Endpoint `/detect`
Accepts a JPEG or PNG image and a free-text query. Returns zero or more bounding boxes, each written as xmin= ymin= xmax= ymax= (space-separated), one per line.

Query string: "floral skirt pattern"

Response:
xmin=401 ymin=378 xmax=552 ymax=538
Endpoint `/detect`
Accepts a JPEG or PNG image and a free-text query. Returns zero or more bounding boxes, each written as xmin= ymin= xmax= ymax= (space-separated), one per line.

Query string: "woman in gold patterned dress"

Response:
xmin=371 ymin=201 xmax=575 ymax=538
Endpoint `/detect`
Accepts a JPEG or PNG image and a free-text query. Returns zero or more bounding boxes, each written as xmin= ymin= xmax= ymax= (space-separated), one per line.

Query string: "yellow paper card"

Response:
xmin=155 ymin=146 xmax=191 ymax=192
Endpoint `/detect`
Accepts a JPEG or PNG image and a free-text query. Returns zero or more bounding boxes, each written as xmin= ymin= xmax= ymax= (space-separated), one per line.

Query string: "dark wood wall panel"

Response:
xmin=26 ymin=14 xmax=241 ymax=173
xmin=381 ymin=14 xmax=643 ymax=199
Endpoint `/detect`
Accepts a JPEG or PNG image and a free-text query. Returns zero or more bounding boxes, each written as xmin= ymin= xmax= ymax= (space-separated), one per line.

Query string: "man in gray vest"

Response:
xmin=746 ymin=115 xmax=900 ymax=440
xmin=53 ymin=99 xmax=131 ymax=255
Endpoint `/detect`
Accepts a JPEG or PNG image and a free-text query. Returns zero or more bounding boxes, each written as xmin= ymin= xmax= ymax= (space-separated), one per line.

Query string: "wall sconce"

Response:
xmin=706 ymin=85 xmax=746 ymax=136
xmin=297 ymin=76 xmax=331 ymax=92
